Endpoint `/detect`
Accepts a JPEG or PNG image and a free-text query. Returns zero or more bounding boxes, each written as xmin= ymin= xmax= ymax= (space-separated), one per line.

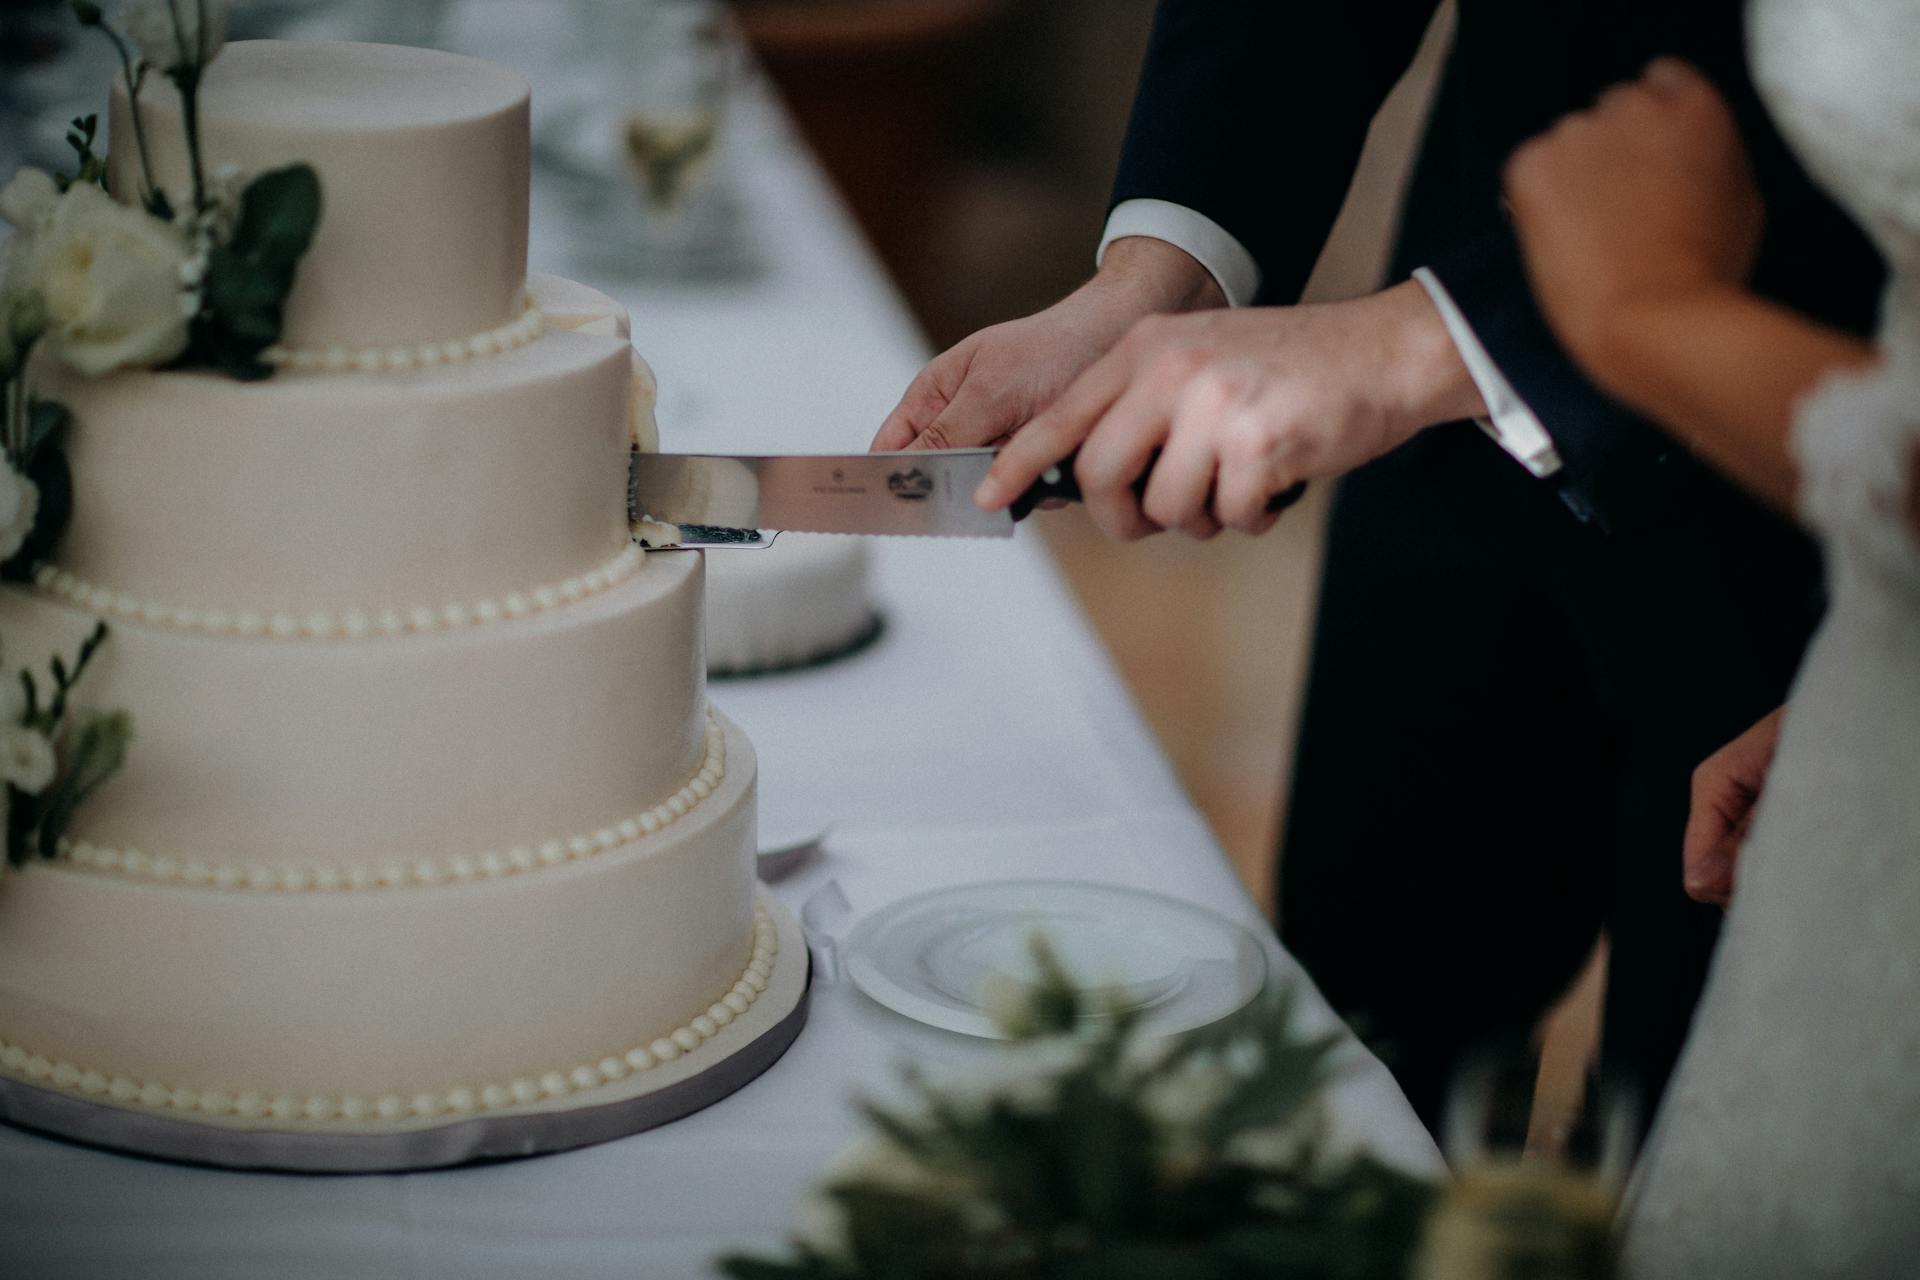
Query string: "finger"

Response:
xmin=1683 ymin=760 xmax=1746 ymax=903
xmin=1594 ymin=81 xmax=1646 ymax=116
xmin=872 ymin=347 xmax=970 ymax=451
xmin=975 ymin=348 xmax=1130 ymax=511
xmin=1642 ymin=56 xmax=1709 ymax=98
xmin=1682 ymin=761 xmax=1732 ymax=868
xmin=1685 ymin=833 xmax=1737 ymax=907
xmin=1683 ymin=831 xmax=1730 ymax=904
xmin=1076 ymin=380 xmax=1172 ymax=542
xmin=1142 ymin=380 xmax=1231 ymax=538
xmin=1213 ymin=403 xmax=1294 ymax=535
xmin=904 ymin=398 xmax=970 ymax=452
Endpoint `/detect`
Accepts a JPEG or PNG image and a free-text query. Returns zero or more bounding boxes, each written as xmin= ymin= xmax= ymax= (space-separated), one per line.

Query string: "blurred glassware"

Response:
xmin=258 ymin=0 xmax=453 ymax=47
xmin=1415 ymin=1038 xmax=1636 ymax=1280
xmin=528 ymin=0 xmax=758 ymax=283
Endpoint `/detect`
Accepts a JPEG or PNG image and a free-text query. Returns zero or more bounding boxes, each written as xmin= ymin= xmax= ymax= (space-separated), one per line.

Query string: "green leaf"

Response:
xmin=62 ymin=114 xmax=108 ymax=191
xmin=7 ymin=784 xmax=37 ymax=868
xmin=34 ymin=708 xmax=132 ymax=861
xmin=190 ymin=164 xmax=322 ymax=379
xmin=24 ymin=398 xmax=72 ymax=464
xmin=0 ymin=441 xmax=72 ymax=582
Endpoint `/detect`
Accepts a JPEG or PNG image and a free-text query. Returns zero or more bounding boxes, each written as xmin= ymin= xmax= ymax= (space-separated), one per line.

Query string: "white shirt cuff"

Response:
xmin=1412 ymin=266 xmax=1563 ymax=479
xmin=1098 ymin=199 xmax=1261 ymax=309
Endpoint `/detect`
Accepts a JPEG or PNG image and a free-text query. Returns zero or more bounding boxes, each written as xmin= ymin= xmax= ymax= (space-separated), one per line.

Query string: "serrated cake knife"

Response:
xmin=628 ymin=448 xmax=1307 ymax=547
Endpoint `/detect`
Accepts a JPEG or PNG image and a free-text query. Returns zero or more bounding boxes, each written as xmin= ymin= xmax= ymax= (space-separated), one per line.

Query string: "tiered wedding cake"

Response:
xmin=0 ymin=41 xmax=805 ymax=1169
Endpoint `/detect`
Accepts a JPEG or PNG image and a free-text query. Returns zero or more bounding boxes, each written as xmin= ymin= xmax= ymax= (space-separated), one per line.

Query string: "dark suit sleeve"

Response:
xmin=1418 ymin=112 xmax=1884 ymax=533
xmin=1417 ymin=229 xmax=1674 ymax=528
xmin=1110 ymin=0 xmax=1441 ymax=305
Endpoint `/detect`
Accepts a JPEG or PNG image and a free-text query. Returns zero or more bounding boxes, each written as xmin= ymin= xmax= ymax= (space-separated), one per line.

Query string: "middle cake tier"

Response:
xmin=0 ymin=551 xmax=708 ymax=868
xmin=31 ymin=313 xmax=638 ymax=620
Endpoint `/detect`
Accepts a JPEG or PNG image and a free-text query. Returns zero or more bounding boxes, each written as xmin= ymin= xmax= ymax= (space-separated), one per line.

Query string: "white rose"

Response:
xmin=35 ymin=181 xmax=193 ymax=376
xmin=123 ymin=0 xmax=230 ymax=73
xmin=0 ymin=465 xmax=39 ymax=564
xmin=1 ymin=724 xmax=57 ymax=795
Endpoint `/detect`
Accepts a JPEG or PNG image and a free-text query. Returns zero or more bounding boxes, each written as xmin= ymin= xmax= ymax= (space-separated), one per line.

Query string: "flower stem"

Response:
xmin=178 ymin=70 xmax=207 ymax=214
xmin=3 ymin=376 xmax=18 ymax=461
xmin=96 ymin=24 xmax=159 ymax=206
xmin=164 ymin=0 xmax=207 ymax=214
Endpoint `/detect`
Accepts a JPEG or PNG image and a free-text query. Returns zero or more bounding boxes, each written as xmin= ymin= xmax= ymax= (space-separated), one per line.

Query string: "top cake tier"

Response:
xmin=108 ymin=41 xmax=530 ymax=350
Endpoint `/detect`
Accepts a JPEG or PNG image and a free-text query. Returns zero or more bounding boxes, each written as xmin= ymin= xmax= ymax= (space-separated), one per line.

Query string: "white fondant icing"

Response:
xmin=31 ymin=323 xmax=638 ymax=617
xmin=261 ymin=300 xmax=547 ymax=373
xmin=0 ymin=558 xmax=709 ymax=867
xmin=705 ymin=533 xmax=877 ymax=675
xmin=109 ymin=42 xmax=532 ymax=350
xmin=0 ymin=908 xmax=778 ymax=1129
xmin=31 ymin=543 xmax=646 ymax=641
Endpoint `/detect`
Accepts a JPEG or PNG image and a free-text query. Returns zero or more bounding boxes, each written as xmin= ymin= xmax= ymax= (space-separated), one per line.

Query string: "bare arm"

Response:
xmin=1504 ymin=59 xmax=1879 ymax=516
xmin=1579 ymin=288 xmax=1875 ymax=513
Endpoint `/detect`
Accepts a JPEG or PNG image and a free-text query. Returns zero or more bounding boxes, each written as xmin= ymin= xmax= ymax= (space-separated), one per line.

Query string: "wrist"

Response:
xmin=1373 ymin=279 xmax=1488 ymax=434
xmin=1090 ymin=236 xmax=1228 ymax=315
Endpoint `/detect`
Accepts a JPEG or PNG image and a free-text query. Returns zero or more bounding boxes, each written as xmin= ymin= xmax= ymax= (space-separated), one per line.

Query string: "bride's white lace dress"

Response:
xmin=1621 ymin=0 xmax=1920 ymax=1273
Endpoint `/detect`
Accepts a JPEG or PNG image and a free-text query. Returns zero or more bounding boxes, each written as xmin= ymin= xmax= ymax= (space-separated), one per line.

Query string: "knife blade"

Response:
xmin=627 ymin=448 xmax=1306 ymax=547
xmin=629 ymin=449 xmax=1010 ymax=546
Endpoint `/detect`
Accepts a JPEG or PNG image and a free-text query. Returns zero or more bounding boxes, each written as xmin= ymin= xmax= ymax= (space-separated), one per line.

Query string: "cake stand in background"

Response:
xmin=705 ymin=534 xmax=883 ymax=678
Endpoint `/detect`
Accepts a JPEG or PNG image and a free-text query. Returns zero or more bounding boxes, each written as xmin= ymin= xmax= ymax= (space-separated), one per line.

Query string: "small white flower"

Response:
xmin=1225 ymin=1115 xmax=1322 ymax=1173
xmin=1 ymin=725 xmax=57 ymax=795
xmin=122 ymin=0 xmax=230 ymax=74
xmin=33 ymin=181 xmax=193 ymax=376
xmin=981 ymin=972 xmax=1040 ymax=1038
xmin=0 ymin=464 xmax=40 ymax=564
xmin=0 ymin=168 xmax=59 ymax=233
xmin=1139 ymin=1051 xmax=1236 ymax=1131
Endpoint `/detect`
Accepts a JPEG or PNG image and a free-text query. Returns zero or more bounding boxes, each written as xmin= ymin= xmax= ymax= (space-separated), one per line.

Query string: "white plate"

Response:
xmin=844 ymin=880 xmax=1268 ymax=1039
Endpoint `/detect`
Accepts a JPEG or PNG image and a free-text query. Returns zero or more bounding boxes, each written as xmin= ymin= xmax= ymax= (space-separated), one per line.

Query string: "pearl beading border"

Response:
xmin=32 ymin=543 xmax=646 ymax=642
xmin=261 ymin=296 xmax=546 ymax=373
xmin=0 ymin=909 xmax=777 ymax=1126
xmin=51 ymin=713 xmax=724 ymax=893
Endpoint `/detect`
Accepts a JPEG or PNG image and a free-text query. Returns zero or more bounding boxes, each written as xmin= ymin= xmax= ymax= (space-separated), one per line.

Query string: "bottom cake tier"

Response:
xmin=0 ymin=714 xmax=806 ymax=1168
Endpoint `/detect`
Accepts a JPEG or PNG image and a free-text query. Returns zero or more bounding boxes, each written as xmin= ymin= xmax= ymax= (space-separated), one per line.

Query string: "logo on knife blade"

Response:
xmin=887 ymin=468 xmax=935 ymax=501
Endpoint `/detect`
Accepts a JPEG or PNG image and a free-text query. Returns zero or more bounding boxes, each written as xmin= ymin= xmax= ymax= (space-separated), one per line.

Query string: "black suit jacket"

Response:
xmin=1110 ymin=0 xmax=1885 ymax=530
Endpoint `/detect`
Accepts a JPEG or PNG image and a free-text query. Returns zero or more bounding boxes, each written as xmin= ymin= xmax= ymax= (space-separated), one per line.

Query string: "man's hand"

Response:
xmin=871 ymin=237 xmax=1225 ymax=454
xmin=972 ymin=281 xmax=1485 ymax=541
xmin=1682 ymin=707 xmax=1786 ymax=907
xmin=1504 ymin=58 xmax=1764 ymax=369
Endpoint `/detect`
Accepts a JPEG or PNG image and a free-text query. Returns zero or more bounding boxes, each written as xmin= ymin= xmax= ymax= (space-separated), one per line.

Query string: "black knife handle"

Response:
xmin=1008 ymin=448 xmax=1308 ymax=525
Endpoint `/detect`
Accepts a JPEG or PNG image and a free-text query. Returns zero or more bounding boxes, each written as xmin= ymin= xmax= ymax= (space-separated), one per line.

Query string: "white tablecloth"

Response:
xmin=0 ymin=60 xmax=1440 ymax=1279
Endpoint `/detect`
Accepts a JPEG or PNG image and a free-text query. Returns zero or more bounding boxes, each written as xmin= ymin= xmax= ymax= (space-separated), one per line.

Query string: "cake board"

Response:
xmin=0 ymin=887 xmax=810 ymax=1174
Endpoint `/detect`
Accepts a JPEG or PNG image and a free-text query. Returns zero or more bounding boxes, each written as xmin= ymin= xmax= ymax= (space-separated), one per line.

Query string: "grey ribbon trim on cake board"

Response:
xmin=0 ymin=958 xmax=811 ymax=1174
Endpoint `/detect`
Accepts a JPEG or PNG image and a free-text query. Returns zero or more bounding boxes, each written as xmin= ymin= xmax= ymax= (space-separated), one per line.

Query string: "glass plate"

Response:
xmin=844 ymin=880 xmax=1269 ymax=1039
